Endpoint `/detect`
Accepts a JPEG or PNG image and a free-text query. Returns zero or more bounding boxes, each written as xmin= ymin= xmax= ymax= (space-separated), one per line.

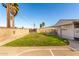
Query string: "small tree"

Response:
xmin=40 ymin=24 xmax=42 ymax=28
xmin=40 ymin=22 xmax=45 ymax=28
xmin=42 ymin=22 xmax=45 ymax=27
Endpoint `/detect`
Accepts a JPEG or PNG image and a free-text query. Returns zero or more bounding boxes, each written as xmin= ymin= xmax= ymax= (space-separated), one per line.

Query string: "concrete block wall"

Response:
xmin=0 ymin=28 xmax=29 ymax=37
xmin=37 ymin=28 xmax=56 ymax=33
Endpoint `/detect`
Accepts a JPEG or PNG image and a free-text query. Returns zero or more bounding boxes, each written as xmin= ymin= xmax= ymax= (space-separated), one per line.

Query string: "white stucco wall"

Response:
xmin=56 ymin=26 xmax=61 ymax=36
xmin=56 ymin=24 xmax=74 ymax=40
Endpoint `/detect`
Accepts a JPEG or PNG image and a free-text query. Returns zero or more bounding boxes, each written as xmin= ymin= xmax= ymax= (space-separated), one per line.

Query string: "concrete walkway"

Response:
xmin=0 ymin=46 xmax=79 ymax=56
xmin=69 ymin=40 xmax=79 ymax=51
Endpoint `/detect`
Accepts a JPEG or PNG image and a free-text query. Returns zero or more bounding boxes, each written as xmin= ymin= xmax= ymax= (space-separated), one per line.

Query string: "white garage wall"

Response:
xmin=57 ymin=24 xmax=74 ymax=40
xmin=74 ymin=28 xmax=79 ymax=38
xmin=56 ymin=26 xmax=61 ymax=36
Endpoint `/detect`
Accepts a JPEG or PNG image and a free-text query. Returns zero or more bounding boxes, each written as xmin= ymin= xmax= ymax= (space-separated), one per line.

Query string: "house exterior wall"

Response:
xmin=74 ymin=28 xmax=79 ymax=38
xmin=56 ymin=24 xmax=74 ymax=40
xmin=56 ymin=26 xmax=61 ymax=36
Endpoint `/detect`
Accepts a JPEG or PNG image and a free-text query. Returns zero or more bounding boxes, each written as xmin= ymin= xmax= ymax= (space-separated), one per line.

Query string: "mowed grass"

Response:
xmin=3 ymin=33 xmax=69 ymax=46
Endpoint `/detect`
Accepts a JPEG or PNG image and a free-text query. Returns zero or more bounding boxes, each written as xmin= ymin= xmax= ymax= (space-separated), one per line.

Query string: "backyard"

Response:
xmin=3 ymin=33 xmax=69 ymax=46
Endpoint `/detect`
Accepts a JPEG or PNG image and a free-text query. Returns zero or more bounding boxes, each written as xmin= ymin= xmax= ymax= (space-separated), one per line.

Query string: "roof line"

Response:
xmin=54 ymin=19 xmax=79 ymax=26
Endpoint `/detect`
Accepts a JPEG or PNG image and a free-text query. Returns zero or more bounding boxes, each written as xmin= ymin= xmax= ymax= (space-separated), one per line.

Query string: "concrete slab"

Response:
xmin=0 ymin=46 xmax=78 ymax=56
xmin=52 ymin=50 xmax=79 ymax=56
xmin=19 ymin=50 xmax=52 ymax=56
xmin=69 ymin=40 xmax=79 ymax=50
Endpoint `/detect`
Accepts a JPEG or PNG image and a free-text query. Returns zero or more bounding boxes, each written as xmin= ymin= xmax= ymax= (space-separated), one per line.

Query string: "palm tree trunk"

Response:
xmin=12 ymin=15 xmax=14 ymax=28
xmin=7 ymin=3 xmax=10 ymax=28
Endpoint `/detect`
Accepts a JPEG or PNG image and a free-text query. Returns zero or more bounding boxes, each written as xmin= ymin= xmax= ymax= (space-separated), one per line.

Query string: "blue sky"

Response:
xmin=0 ymin=3 xmax=79 ymax=28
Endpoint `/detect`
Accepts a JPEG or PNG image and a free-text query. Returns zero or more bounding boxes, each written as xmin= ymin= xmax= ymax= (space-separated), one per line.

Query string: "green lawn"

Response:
xmin=3 ymin=33 xmax=69 ymax=46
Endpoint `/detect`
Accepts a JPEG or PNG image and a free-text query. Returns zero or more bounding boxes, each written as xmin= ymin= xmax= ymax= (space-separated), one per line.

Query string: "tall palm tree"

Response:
xmin=2 ymin=3 xmax=19 ymax=28
xmin=10 ymin=3 xmax=19 ymax=28
xmin=2 ymin=3 xmax=10 ymax=28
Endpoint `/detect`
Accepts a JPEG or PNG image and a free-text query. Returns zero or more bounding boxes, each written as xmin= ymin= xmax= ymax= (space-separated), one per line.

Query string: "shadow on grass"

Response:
xmin=39 ymin=33 xmax=70 ymax=45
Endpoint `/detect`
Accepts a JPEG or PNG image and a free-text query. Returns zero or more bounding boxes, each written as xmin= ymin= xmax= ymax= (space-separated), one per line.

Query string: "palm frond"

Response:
xmin=2 ymin=3 xmax=7 ymax=8
xmin=10 ymin=3 xmax=19 ymax=16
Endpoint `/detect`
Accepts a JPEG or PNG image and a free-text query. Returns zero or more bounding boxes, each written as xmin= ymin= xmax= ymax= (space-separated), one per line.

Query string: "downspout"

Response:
xmin=73 ymin=23 xmax=75 ymax=40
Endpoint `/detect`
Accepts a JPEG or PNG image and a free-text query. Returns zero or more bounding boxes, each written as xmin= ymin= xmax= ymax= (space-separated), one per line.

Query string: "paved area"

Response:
xmin=0 ymin=46 xmax=79 ymax=56
xmin=69 ymin=40 xmax=79 ymax=50
xmin=19 ymin=50 xmax=52 ymax=56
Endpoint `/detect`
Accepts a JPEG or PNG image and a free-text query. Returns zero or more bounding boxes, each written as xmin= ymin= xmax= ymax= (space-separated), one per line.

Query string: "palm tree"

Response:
xmin=2 ymin=3 xmax=19 ymax=28
xmin=2 ymin=3 xmax=10 ymax=28
xmin=10 ymin=3 xmax=19 ymax=28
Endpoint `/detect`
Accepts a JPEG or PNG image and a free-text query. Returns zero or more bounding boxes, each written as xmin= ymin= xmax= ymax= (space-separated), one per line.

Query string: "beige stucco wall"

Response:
xmin=56 ymin=24 xmax=74 ymax=40
xmin=0 ymin=28 xmax=29 ymax=46
xmin=0 ymin=28 xmax=29 ymax=37
xmin=37 ymin=28 xmax=56 ymax=33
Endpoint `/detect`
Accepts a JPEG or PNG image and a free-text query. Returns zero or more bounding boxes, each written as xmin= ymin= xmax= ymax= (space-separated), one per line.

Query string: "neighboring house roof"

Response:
xmin=54 ymin=19 xmax=79 ymax=26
